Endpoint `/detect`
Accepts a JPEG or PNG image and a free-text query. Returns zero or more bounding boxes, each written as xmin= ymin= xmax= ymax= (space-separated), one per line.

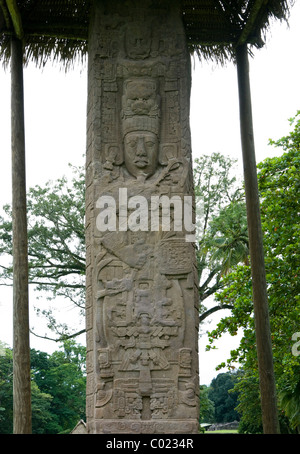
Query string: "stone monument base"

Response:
xmin=91 ymin=419 xmax=199 ymax=434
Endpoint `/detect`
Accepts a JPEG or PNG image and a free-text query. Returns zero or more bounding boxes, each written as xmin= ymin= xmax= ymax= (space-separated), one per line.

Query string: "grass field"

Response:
xmin=205 ymin=430 xmax=238 ymax=434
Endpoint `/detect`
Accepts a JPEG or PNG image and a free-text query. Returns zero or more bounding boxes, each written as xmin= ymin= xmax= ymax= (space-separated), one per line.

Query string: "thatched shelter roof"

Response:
xmin=0 ymin=0 xmax=294 ymax=68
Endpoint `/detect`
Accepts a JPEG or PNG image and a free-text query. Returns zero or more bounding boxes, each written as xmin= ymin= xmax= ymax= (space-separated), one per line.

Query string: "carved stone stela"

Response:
xmin=85 ymin=0 xmax=199 ymax=433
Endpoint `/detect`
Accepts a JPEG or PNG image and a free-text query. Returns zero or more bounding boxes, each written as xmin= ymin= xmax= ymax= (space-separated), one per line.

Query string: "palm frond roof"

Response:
xmin=0 ymin=0 xmax=294 ymax=67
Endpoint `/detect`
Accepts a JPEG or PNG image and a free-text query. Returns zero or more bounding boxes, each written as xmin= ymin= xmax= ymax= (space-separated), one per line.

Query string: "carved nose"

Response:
xmin=136 ymin=138 xmax=147 ymax=156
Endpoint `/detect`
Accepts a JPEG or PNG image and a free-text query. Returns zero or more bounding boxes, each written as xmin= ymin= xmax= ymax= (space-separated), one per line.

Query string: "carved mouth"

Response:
xmin=134 ymin=158 xmax=149 ymax=167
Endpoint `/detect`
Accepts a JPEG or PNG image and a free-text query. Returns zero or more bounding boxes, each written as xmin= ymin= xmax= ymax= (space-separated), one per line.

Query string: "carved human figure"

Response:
xmin=122 ymin=78 xmax=160 ymax=181
xmin=124 ymin=131 xmax=159 ymax=179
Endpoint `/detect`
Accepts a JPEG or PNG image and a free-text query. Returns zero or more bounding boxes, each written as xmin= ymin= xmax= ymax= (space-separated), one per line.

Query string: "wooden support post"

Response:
xmin=11 ymin=37 xmax=32 ymax=434
xmin=236 ymin=43 xmax=280 ymax=434
xmin=6 ymin=0 xmax=24 ymax=40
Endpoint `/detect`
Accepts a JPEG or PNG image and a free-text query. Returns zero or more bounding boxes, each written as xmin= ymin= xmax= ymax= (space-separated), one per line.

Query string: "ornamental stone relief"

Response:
xmin=85 ymin=0 xmax=199 ymax=434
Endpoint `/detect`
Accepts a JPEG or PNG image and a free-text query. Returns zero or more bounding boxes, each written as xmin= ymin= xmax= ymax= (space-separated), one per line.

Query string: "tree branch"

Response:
xmin=199 ymin=304 xmax=234 ymax=323
xmin=30 ymin=328 xmax=86 ymax=343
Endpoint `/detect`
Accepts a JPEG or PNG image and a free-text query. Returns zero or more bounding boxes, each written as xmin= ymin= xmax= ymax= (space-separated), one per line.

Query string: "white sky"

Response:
xmin=0 ymin=3 xmax=299 ymax=385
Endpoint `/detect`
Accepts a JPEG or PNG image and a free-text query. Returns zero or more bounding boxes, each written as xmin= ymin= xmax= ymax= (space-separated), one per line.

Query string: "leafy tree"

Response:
xmin=208 ymin=372 xmax=240 ymax=423
xmin=0 ymin=343 xmax=13 ymax=433
xmin=234 ymin=371 xmax=263 ymax=434
xmin=30 ymin=382 xmax=55 ymax=434
xmin=0 ymin=165 xmax=85 ymax=341
xmin=206 ymin=113 xmax=300 ymax=433
xmin=193 ymin=153 xmax=250 ymax=328
xmin=198 ymin=199 xmax=248 ymax=323
xmin=204 ymin=200 xmax=248 ymax=274
xmin=194 ymin=152 xmax=244 ymax=306
xmin=0 ymin=341 xmax=86 ymax=434
xmin=278 ymin=381 xmax=300 ymax=432
xmin=199 ymin=385 xmax=215 ymax=423
xmin=31 ymin=340 xmax=86 ymax=433
xmin=0 ymin=343 xmax=55 ymax=434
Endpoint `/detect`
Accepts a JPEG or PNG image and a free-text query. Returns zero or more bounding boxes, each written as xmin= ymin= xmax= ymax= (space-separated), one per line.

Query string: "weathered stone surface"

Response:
xmin=71 ymin=420 xmax=87 ymax=434
xmin=85 ymin=0 xmax=199 ymax=434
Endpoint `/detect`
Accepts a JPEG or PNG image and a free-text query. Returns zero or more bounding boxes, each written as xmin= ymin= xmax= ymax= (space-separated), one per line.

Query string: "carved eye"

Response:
xmin=146 ymin=141 xmax=155 ymax=148
xmin=128 ymin=140 xmax=137 ymax=148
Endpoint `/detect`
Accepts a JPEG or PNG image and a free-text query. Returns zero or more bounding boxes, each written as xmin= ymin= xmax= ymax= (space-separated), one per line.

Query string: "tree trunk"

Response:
xmin=11 ymin=36 xmax=32 ymax=434
xmin=236 ymin=43 xmax=280 ymax=434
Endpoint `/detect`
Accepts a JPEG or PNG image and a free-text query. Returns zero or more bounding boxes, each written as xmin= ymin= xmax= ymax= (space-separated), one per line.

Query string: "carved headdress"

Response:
xmin=121 ymin=78 xmax=161 ymax=137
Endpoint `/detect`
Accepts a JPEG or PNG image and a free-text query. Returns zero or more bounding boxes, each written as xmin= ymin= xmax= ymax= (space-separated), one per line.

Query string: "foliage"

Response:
xmin=278 ymin=381 xmax=300 ymax=432
xmin=204 ymin=200 xmax=248 ymax=274
xmin=0 ymin=341 xmax=86 ymax=434
xmin=193 ymin=153 xmax=248 ymax=321
xmin=0 ymin=342 xmax=13 ymax=433
xmin=207 ymin=372 xmax=240 ymax=424
xmin=199 ymin=385 xmax=215 ymax=423
xmin=31 ymin=340 xmax=86 ymax=433
xmin=206 ymin=113 xmax=300 ymax=433
xmin=0 ymin=164 xmax=86 ymax=341
xmin=30 ymin=382 xmax=55 ymax=435
xmin=234 ymin=371 xmax=263 ymax=434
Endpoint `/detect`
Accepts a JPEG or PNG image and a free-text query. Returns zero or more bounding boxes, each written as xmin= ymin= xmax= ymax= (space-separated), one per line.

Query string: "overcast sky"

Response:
xmin=0 ymin=3 xmax=299 ymax=385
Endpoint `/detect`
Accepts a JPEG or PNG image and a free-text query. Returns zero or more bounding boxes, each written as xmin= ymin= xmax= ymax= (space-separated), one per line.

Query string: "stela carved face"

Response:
xmin=124 ymin=131 xmax=158 ymax=179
